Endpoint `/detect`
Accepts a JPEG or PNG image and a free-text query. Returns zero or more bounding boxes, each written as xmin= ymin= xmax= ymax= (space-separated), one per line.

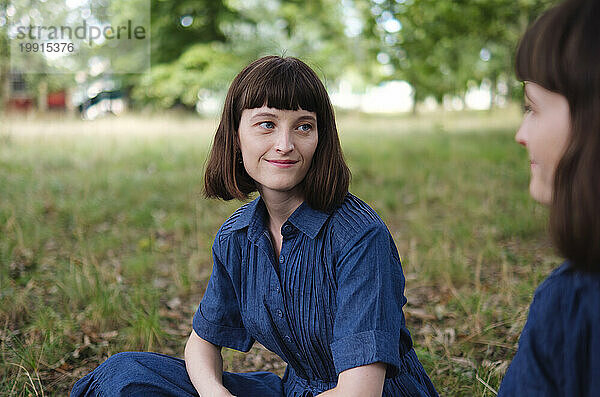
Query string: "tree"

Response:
xmin=149 ymin=0 xmax=237 ymax=65
xmin=361 ymin=0 xmax=558 ymax=111
xmin=132 ymin=0 xmax=361 ymax=109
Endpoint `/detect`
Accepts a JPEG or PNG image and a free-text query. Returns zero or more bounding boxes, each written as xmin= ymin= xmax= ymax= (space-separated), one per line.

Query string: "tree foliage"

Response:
xmin=361 ymin=0 xmax=558 ymax=106
xmin=132 ymin=0 xmax=360 ymax=109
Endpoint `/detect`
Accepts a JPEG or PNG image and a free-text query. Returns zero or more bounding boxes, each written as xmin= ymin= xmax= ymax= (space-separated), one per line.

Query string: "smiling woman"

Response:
xmin=69 ymin=56 xmax=438 ymax=397
xmin=498 ymin=0 xmax=600 ymax=395
xmin=516 ymin=82 xmax=570 ymax=204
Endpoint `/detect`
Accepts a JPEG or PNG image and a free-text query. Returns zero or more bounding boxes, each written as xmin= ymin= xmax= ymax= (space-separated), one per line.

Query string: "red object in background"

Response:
xmin=6 ymin=97 xmax=34 ymax=111
xmin=4 ymin=91 xmax=67 ymax=112
xmin=47 ymin=91 xmax=66 ymax=109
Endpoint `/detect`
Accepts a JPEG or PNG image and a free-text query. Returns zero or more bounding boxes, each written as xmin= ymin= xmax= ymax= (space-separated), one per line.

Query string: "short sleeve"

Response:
xmin=498 ymin=281 xmax=562 ymax=396
xmin=330 ymin=223 xmax=406 ymax=377
xmin=193 ymin=235 xmax=254 ymax=352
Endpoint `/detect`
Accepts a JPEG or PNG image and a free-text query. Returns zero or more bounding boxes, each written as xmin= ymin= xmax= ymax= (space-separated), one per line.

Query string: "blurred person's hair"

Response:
xmin=516 ymin=0 xmax=600 ymax=272
xmin=203 ymin=55 xmax=351 ymax=212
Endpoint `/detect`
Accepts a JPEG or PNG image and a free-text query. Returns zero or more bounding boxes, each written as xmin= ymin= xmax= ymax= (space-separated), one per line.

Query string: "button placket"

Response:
xmin=267 ymin=266 xmax=288 ymax=346
xmin=274 ymin=226 xmax=297 ymax=351
xmin=278 ymin=222 xmax=295 ymax=268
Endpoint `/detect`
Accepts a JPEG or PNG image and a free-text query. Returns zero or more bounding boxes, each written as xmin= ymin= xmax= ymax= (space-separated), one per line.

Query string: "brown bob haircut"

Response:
xmin=516 ymin=0 xmax=600 ymax=272
xmin=204 ymin=56 xmax=351 ymax=213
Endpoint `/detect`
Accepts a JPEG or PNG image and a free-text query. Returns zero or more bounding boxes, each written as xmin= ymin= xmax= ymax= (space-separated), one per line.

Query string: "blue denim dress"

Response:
xmin=498 ymin=262 xmax=600 ymax=396
xmin=71 ymin=193 xmax=437 ymax=397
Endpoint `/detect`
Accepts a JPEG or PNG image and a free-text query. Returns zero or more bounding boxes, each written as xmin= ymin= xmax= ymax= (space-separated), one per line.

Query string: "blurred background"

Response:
xmin=1 ymin=0 xmax=560 ymax=396
xmin=1 ymin=0 xmax=556 ymax=117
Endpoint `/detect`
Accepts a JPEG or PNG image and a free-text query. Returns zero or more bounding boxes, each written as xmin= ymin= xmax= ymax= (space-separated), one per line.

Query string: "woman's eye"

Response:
xmin=259 ymin=121 xmax=275 ymax=130
xmin=523 ymin=104 xmax=533 ymax=114
xmin=297 ymin=123 xmax=313 ymax=132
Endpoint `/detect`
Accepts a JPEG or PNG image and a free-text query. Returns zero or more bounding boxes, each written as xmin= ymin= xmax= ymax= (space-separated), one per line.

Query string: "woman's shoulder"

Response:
xmin=213 ymin=199 xmax=258 ymax=251
xmin=331 ymin=192 xmax=386 ymax=226
xmin=536 ymin=262 xmax=600 ymax=294
xmin=218 ymin=201 xmax=255 ymax=234
xmin=532 ymin=261 xmax=600 ymax=321
xmin=499 ymin=263 xmax=600 ymax=395
xmin=327 ymin=193 xmax=389 ymax=245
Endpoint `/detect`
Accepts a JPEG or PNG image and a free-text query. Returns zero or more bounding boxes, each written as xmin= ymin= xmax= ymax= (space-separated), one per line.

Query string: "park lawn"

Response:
xmin=0 ymin=109 xmax=559 ymax=396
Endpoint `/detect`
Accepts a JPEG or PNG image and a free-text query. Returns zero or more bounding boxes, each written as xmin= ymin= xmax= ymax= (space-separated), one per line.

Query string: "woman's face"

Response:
xmin=238 ymin=106 xmax=318 ymax=198
xmin=515 ymin=82 xmax=570 ymax=205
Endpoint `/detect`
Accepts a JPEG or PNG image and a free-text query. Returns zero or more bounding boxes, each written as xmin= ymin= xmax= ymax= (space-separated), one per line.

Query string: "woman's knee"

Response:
xmin=87 ymin=351 xmax=161 ymax=387
xmin=98 ymin=351 xmax=145 ymax=373
xmin=71 ymin=352 xmax=149 ymax=396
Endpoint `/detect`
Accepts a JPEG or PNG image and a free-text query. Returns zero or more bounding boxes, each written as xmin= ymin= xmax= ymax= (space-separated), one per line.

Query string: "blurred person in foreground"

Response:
xmin=70 ymin=56 xmax=438 ymax=397
xmin=498 ymin=0 xmax=600 ymax=395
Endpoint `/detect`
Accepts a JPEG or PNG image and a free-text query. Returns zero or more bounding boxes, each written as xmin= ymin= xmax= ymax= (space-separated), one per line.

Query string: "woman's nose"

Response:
xmin=515 ymin=124 xmax=527 ymax=148
xmin=275 ymin=130 xmax=294 ymax=153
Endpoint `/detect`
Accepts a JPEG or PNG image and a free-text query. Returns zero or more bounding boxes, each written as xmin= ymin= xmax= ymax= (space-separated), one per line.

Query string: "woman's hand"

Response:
xmin=200 ymin=385 xmax=236 ymax=397
xmin=197 ymin=383 xmax=236 ymax=397
xmin=316 ymin=362 xmax=386 ymax=397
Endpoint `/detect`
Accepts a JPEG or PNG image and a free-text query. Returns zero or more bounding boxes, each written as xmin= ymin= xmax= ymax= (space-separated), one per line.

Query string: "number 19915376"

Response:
xmin=19 ymin=42 xmax=75 ymax=53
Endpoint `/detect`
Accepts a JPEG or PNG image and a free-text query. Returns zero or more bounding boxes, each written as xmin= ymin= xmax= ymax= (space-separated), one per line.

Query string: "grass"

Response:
xmin=0 ymin=107 xmax=560 ymax=396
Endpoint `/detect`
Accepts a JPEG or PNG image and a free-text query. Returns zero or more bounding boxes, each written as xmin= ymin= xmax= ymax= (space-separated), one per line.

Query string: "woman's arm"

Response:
xmin=316 ymin=362 xmax=386 ymax=397
xmin=184 ymin=330 xmax=236 ymax=397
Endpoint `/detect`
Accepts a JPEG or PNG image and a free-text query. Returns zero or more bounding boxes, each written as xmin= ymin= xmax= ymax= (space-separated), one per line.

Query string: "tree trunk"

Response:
xmin=38 ymin=80 xmax=48 ymax=112
xmin=411 ymin=86 xmax=418 ymax=116
xmin=489 ymin=76 xmax=497 ymax=111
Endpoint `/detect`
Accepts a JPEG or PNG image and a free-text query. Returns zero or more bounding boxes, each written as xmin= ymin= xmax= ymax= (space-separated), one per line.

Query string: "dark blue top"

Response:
xmin=498 ymin=262 xmax=600 ymax=396
xmin=193 ymin=193 xmax=437 ymax=396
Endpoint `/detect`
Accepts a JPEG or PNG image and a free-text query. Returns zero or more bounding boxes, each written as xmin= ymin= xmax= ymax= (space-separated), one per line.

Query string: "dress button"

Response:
xmin=284 ymin=335 xmax=292 ymax=343
xmin=282 ymin=224 xmax=292 ymax=234
xmin=279 ymin=255 xmax=285 ymax=263
xmin=276 ymin=309 xmax=283 ymax=318
xmin=276 ymin=286 xmax=280 ymax=293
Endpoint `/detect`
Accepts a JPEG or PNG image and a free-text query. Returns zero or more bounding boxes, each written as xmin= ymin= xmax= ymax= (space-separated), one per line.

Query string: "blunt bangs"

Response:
xmin=515 ymin=0 xmax=599 ymax=98
xmin=232 ymin=57 xmax=327 ymax=129
xmin=515 ymin=5 xmax=565 ymax=93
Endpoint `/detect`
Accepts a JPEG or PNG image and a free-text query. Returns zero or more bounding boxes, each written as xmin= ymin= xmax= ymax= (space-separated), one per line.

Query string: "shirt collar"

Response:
xmin=287 ymin=200 xmax=330 ymax=239
xmin=230 ymin=196 xmax=330 ymax=240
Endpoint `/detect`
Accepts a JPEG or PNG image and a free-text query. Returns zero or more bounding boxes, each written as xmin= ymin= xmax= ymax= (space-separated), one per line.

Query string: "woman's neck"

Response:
xmin=259 ymin=187 xmax=303 ymax=257
xmin=260 ymin=188 xmax=303 ymax=230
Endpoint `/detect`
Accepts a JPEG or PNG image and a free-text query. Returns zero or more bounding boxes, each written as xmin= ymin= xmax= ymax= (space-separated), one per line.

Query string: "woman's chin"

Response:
xmin=259 ymin=183 xmax=302 ymax=195
xmin=529 ymin=182 xmax=552 ymax=206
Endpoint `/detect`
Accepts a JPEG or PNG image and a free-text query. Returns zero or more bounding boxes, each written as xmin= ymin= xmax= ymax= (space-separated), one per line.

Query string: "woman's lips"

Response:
xmin=266 ymin=159 xmax=298 ymax=168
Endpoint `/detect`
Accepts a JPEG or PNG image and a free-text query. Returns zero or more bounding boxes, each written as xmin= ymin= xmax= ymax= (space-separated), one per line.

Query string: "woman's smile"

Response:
xmin=265 ymin=159 xmax=299 ymax=168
